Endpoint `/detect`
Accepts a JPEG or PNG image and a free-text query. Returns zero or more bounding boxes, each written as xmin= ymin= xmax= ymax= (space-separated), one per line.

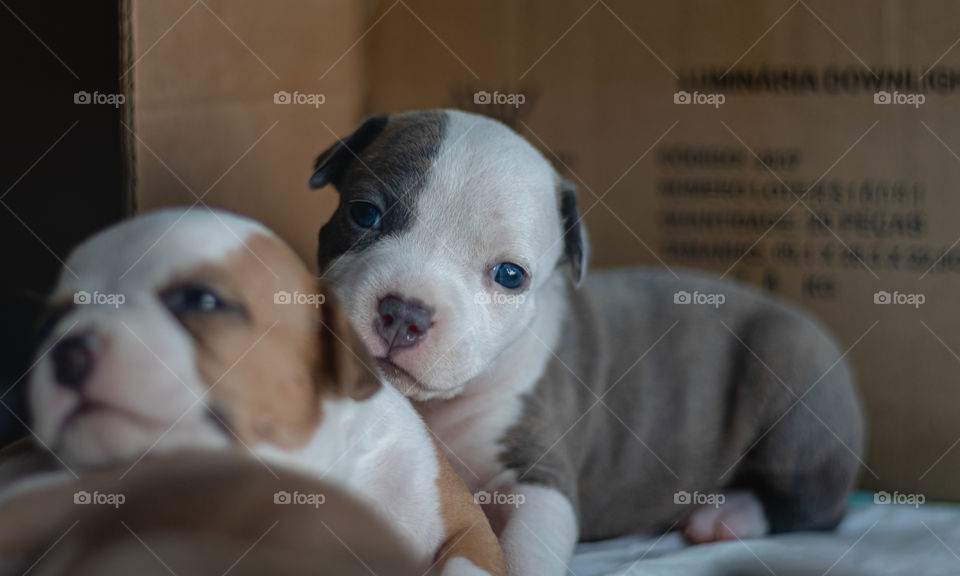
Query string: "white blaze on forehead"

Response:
xmin=55 ymin=208 xmax=274 ymax=297
xmin=413 ymin=110 xmax=564 ymax=278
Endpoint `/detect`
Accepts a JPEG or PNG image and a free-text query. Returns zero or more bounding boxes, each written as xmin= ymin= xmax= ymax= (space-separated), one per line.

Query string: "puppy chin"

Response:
xmin=376 ymin=359 xmax=464 ymax=401
xmin=399 ymin=381 xmax=466 ymax=402
xmin=57 ymin=410 xmax=228 ymax=467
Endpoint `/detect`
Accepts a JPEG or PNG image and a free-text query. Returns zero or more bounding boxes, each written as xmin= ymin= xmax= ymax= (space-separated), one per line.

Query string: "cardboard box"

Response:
xmin=128 ymin=0 xmax=368 ymax=267
xmin=129 ymin=0 xmax=960 ymax=500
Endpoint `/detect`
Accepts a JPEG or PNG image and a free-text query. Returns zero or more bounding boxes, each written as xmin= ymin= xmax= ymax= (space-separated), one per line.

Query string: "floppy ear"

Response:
xmin=558 ymin=178 xmax=589 ymax=286
xmin=316 ymin=288 xmax=381 ymax=401
xmin=309 ymin=115 xmax=389 ymax=190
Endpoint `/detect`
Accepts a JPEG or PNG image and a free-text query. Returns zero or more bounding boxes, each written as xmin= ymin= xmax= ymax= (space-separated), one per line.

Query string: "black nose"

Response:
xmin=51 ymin=332 xmax=98 ymax=390
xmin=377 ymin=295 xmax=433 ymax=350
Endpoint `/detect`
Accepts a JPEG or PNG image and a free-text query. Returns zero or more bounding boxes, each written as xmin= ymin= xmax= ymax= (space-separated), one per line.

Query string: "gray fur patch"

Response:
xmin=500 ymin=269 xmax=863 ymax=541
xmin=317 ymin=111 xmax=447 ymax=271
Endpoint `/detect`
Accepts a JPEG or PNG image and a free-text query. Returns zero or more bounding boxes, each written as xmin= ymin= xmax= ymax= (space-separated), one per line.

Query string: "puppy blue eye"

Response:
xmin=492 ymin=263 xmax=526 ymax=289
xmin=349 ymin=201 xmax=382 ymax=229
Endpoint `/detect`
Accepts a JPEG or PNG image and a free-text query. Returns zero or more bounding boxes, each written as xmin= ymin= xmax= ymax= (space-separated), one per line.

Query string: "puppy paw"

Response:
xmin=682 ymin=490 xmax=769 ymax=544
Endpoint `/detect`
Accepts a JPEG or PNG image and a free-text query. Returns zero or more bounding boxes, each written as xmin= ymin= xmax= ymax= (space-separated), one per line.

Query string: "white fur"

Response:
xmin=416 ymin=273 xmax=567 ymax=493
xmin=56 ymin=208 xmax=271 ymax=297
xmin=496 ymin=484 xmax=578 ymax=576
xmin=253 ymin=383 xmax=447 ymax=564
xmin=441 ymin=557 xmax=490 ymax=576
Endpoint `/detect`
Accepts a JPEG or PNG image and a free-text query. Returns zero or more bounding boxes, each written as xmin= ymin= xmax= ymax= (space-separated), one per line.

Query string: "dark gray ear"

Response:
xmin=309 ymin=115 xmax=389 ymax=190
xmin=558 ymin=179 xmax=589 ymax=286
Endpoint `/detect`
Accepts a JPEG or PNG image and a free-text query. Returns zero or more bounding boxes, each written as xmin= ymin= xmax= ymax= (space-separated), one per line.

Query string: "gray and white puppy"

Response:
xmin=309 ymin=110 xmax=865 ymax=575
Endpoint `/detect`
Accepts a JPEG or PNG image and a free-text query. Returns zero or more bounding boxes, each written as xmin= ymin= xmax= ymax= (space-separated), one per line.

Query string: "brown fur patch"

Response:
xmin=0 ymin=453 xmax=423 ymax=575
xmin=163 ymin=234 xmax=379 ymax=449
xmin=432 ymin=440 xmax=505 ymax=575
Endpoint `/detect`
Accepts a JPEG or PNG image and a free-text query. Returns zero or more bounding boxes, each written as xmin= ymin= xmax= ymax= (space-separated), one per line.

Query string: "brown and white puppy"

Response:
xmin=22 ymin=208 xmax=504 ymax=576
xmin=309 ymin=110 xmax=865 ymax=575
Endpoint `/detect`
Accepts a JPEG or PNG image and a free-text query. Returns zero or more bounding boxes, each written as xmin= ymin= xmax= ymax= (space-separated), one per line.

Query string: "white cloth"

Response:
xmin=571 ymin=499 xmax=956 ymax=575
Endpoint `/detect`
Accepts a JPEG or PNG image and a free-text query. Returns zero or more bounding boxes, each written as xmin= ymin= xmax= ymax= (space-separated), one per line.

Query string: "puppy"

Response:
xmin=309 ymin=110 xmax=865 ymax=575
xmin=25 ymin=208 xmax=504 ymax=576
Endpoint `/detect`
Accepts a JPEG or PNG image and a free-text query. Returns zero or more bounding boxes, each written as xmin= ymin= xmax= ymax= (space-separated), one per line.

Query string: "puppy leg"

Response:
xmin=682 ymin=490 xmax=769 ymax=544
xmin=744 ymin=359 xmax=863 ymax=533
xmin=430 ymin=449 xmax=505 ymax=576
xmin=493 ymin=484 xmax=577 ymax=576
xmin=747 ymin=414 xmax=860 ymax=533
xmin=731 ymin=309 xmax=863 ymax=534
xmin=435 ymin=524 xmax=504 ymax=576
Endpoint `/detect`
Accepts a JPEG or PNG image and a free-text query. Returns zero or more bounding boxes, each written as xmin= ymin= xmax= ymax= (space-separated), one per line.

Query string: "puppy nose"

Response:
xmin=51 ymin=331 xmax=98 ymax=390
xmin=377 ymin=295 xmax=433 ymax=349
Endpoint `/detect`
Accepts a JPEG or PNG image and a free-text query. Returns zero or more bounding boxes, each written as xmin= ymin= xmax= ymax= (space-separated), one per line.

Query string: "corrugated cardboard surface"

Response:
xmin=132 ymin=1 xmax=960 ymax=500
xmin=129 ymin=0 xmax=366 ymax=268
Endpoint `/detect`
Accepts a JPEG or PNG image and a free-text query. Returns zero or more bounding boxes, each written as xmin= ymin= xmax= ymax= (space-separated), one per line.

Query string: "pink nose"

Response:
xmin=376 ymin=295 xmax=433 ymax=350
